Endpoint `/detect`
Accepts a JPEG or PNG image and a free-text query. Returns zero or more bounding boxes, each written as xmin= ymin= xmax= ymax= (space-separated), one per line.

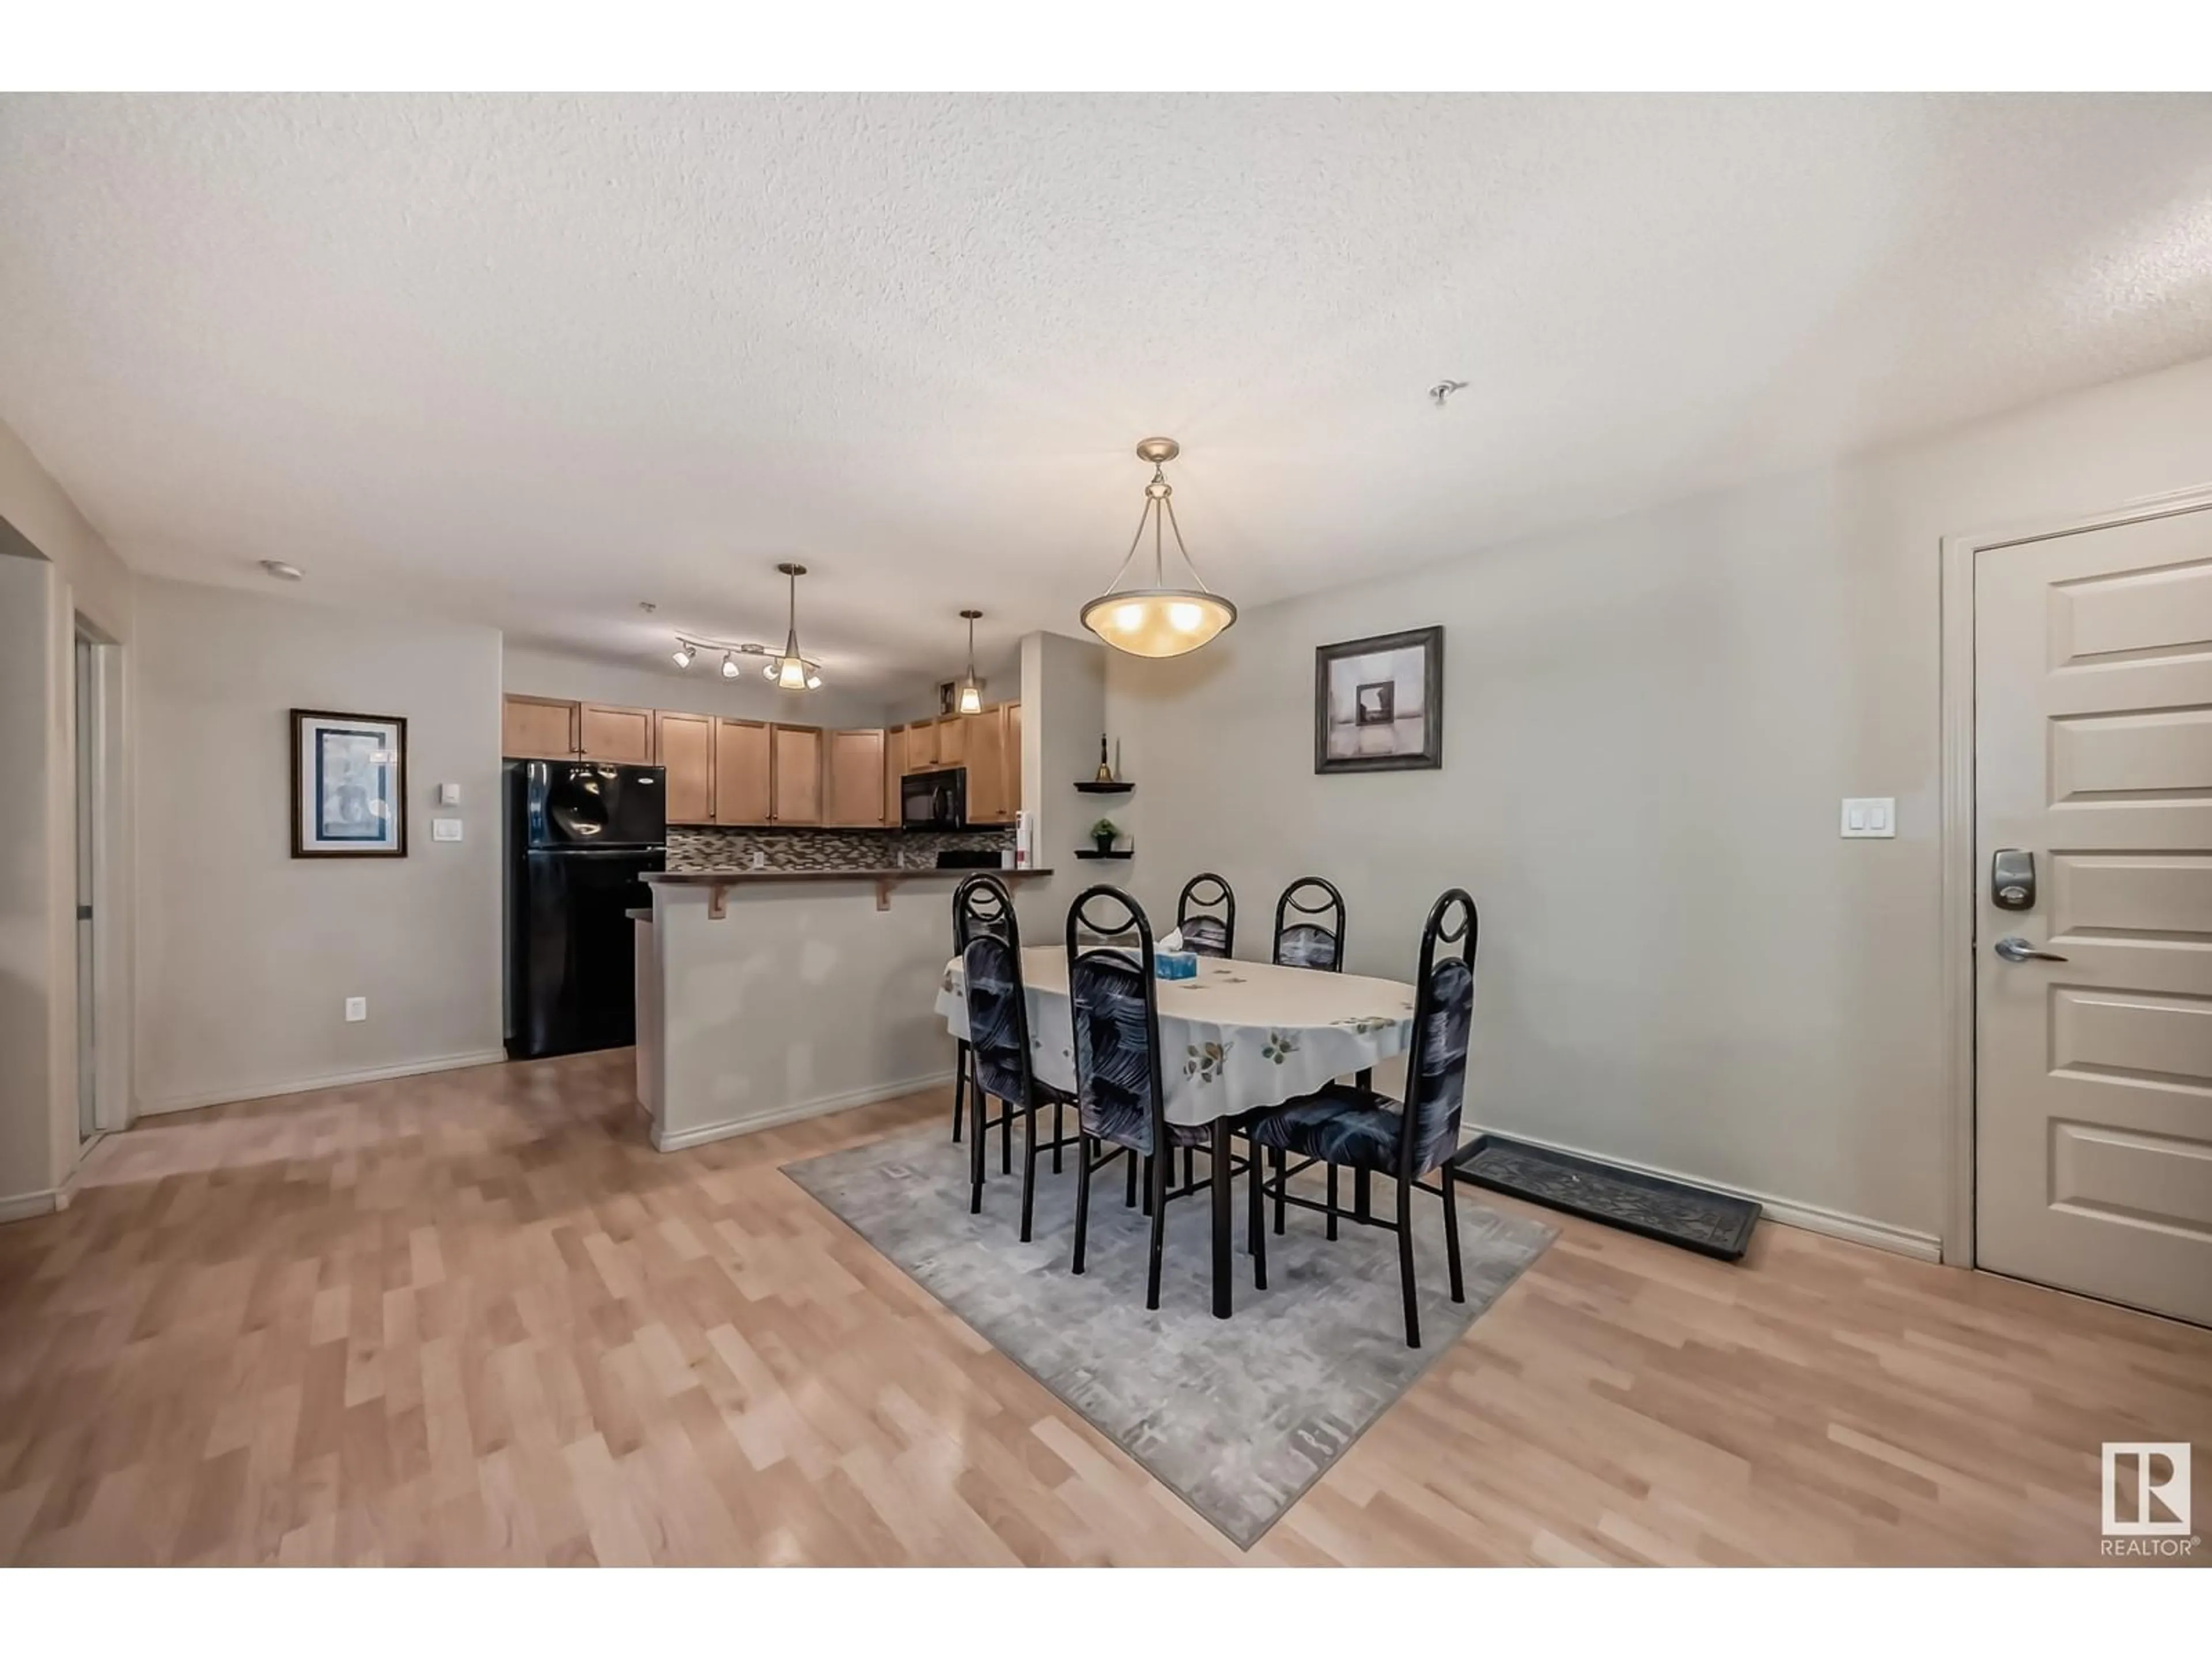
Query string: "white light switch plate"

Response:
xmin=438 ymin=782 xmax=461 ymax=806
xmin=1840 ymin=797 xmax=1896 ymax=838
xmin=433 ymin=818 xmax=463 ymax=841
xmin=344 ymin=996 xmax=368 ymax=1022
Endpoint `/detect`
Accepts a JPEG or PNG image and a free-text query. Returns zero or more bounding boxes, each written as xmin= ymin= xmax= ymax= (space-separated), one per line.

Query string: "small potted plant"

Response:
xmin=1090 ymin=817 xmax=1120 ymax=855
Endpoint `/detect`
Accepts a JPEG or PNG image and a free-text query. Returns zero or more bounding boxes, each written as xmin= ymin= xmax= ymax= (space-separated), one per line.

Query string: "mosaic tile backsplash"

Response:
xmin=666 ymin=825 xmax=1016 ymax=873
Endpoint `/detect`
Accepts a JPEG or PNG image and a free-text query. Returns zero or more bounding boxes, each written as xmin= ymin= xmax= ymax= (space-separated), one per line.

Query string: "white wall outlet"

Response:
xmin=749 ymin=849 xmax=766 ymax=870
xmin=438 ymin=782 xmax=461 ymax=806
xmin=344 ymin=996 xmax=368 ymax=1022
xmin=433 ymin=817 xmax=463 ymax=842
xmin=1840 ymin=797 xmax=1897 ymax=838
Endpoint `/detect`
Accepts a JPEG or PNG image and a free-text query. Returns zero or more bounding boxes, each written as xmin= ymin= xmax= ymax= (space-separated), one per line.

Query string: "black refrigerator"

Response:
xmin=504 ymin=759 xmax=666 ymax=1060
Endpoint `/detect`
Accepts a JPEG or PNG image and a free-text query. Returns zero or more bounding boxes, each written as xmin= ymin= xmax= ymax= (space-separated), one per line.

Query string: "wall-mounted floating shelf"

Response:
xmin=1074 ymin=848 xmax=1134 ymax=861
xmin=1072 ymin=780 xmax=1134 ymax=794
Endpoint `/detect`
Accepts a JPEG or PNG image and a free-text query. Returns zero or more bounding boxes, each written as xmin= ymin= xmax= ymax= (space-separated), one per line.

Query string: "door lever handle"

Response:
xmin=1994 ymin=935 xmax=2068 ymax=964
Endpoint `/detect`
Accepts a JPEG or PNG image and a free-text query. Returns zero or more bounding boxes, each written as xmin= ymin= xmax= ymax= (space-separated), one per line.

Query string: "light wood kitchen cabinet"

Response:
xmin=963 ymin=706 xmax=1006 ymax=823
xmin=578 ymin=702 xmax=656 ymax=764
xmin=712 ymin=718 xmax=772 ymax=825
xmin=824 ymin=729 xmax=889 ymax=827
xmin=897 ymin=721 xmax=937 ymax=774
xmin=502 ymin=694 xmax=579 ymax=759
xmin=771 ymin=724 xmax=825 ymax=824
xmin=974 ymin=702 xmax=1023 ymax=823
xmin=934 ymin=714 xmax=967 ymax=768
xmin=656 ymin=711 xmax=715 ymax=824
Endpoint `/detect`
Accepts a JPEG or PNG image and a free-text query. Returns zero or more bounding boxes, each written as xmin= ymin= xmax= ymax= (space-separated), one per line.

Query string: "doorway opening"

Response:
xmin=71 ymin=619 xmax=128 ymax=1148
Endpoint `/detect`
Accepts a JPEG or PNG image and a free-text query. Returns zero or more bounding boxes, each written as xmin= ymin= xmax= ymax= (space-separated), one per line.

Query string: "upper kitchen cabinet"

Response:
xmin=578 ymin=702 xmax=656 ymax=765
xmin=502 ymin=694 xmax=579 ymax=759
xmin=934 ymin=714 xmax=967 ymax=768
xmin=712 ymin=718 xmax=772 ymax=825
xmin=656 ymin=711 xmax=715 ymax=824
xmin=771 ymin=724 xmax=825 ymax=825
xmin=896 ymin=721 xmax=937 ymax=775
xmin=824 ymin=729 xmax=889 ymax=827
xmin=963 ymin=702 xmax=1021 ymax=823
xmin=963 ymin=706 xmax=1007 ymax=823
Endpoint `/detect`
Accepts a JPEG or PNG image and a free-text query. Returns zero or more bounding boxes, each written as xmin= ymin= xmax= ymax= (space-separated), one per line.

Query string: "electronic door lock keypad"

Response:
xmin=1991 ymin=849 xmax=2036 ymax=911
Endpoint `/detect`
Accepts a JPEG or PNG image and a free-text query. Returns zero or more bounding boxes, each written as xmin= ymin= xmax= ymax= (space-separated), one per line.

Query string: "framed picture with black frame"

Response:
xmin=1313 ymin=626 xmax=1444 ymax=772
xmin=290 ymin=707 xmax=408 ymax=857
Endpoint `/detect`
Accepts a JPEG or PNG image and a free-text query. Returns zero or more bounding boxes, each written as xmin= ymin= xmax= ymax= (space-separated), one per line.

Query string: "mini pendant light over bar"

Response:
xmin=1080 ymin=437 xmax=1237 ymax=658
xmin=957 ymin=609 xmax=985 ymax=714
xmin=668 ymin=563 xmax=823 ymax=690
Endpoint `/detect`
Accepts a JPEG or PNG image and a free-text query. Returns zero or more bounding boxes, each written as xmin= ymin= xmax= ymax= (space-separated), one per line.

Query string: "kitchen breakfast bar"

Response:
xmin=632 ymin=868 xmax=1056 ymax=1152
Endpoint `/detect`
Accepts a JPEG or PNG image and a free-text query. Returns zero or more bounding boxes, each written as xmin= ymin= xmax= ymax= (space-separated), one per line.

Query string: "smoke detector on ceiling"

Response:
xmin=259 ymin=559 xmax=304 ymax=581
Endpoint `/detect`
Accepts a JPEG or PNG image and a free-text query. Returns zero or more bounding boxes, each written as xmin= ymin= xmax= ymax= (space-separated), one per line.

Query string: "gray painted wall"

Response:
xmin=1017 ymin=630 xmax=1107 ymax=940
xmin=133 ymin=578 xmax=505 ymax=1112
xmin=0 ymin=416 xmax=135 ymax=1212
xmin=0 ymin=552 xmax=65 ymax=1209
xmin=1106 ymin=351 xmax=2212 ymax=1243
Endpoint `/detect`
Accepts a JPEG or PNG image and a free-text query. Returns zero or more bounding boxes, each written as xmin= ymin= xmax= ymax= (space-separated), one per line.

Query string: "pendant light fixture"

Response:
xmin=668 ymin=563 xmax=824 ymax=690
xmin=764 ymin=562 xmax=820 ymax=690
xmin=1080 ymin=437 xmax=1237 ymax=658
xmin=956 ymin=609 xmax=986 ymax=715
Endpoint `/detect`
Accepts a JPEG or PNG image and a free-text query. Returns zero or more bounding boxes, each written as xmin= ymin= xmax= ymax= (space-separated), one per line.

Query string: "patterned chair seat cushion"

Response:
xmin=1179 ymin=914 xmax=1230 ymax=958
xmin=1069 ymin=947 xmax=1207 ymax=1155
xmin=1272 ymin=921 xmax=1340 ymax=971
xmin=1243 ymin=1081 xmax=1457 ymax=1175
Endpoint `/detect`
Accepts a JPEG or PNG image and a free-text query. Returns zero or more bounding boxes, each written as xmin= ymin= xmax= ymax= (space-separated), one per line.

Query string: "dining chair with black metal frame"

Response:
xmin=1271 ymin=876 xmax=1346 ymax=972
xmin=956 ymin=874 xmax=1077 ymax=1239
xmin=1065 ymin=883 xmax=1264 ymax=1313
xmin=1263 ymin=875 xmax=1354 ymax=1229
xmin=950 ymin=872 xmax=1011 ymax=1152
xmin=1175 ymin=872 xmax=1236 ymax=959
xmin=1242 ymin=888 xmax=1478 ymax=1347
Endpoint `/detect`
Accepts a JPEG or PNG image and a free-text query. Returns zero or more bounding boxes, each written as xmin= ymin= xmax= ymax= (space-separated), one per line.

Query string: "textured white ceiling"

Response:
xmin=4 ymin=92 xmax=2211 ymax=689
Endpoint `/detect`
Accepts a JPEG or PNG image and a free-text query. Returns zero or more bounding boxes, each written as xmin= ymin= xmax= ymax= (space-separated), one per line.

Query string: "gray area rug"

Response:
xmin=783 ymin=1123 xmax=1555 ymax=1548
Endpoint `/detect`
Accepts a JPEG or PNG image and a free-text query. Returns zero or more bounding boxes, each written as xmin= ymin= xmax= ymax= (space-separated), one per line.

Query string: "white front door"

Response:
xmin=1975 ymin=506 xmax=2212 ymax=1327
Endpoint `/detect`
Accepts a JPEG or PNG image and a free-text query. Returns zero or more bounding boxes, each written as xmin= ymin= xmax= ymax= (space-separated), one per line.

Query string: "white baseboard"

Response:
xmin=136 ymin=1048 xmax=511 ymax=1118
xmin=0 ymin=1187 xmax=67 ymax=1226
xmin=1463 ymin=1120 xmax=1944 ymax=1264
xmin=653 ymin=1069 xmax=954 ymax=1153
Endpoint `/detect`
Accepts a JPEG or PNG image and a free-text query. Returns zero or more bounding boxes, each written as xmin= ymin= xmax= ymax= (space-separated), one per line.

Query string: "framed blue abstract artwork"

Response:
xmin=290 ymin=707 xmax=408 ymax=857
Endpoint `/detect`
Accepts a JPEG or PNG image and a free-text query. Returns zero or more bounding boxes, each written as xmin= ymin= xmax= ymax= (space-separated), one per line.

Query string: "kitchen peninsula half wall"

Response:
xmin=667 ymin=824 xmax=1013 ymax=872
xmin=634 ymin=864 xmax=1052 ymax=1152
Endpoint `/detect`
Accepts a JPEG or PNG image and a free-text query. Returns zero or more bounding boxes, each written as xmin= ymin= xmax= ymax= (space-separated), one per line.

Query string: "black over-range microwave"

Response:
xmin=901 ymin=766 xmax=968 ymax=831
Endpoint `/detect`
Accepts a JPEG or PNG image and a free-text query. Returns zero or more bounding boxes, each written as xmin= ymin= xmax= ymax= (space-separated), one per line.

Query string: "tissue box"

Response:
xmin=1154 ymin=950 xmax=1199 ymax=981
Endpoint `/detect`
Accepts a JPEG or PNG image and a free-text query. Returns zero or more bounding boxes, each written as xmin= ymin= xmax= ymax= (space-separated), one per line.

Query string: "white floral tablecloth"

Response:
xmin=936 ymin=946 xmax=1425 ymax=1127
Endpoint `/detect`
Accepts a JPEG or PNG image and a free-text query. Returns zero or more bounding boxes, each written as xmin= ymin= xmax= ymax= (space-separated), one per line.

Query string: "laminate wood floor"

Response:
xmin=1 ymin=1051 xmax=2205 ymax=1566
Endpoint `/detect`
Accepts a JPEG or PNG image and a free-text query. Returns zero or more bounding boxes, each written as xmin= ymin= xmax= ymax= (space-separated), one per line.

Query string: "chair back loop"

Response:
xmin=1176 ymin=872 xmax=1236 ymax=959
xmin=953 ymin=872 xmax=1014 ymax=951
xmin=1271 ymin=876 xmax=1346 ymax=972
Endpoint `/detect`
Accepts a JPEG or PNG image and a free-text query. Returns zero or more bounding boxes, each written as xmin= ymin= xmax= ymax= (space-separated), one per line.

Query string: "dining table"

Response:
xmin=935 ymin=945 xmax=1425 ymax=1316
